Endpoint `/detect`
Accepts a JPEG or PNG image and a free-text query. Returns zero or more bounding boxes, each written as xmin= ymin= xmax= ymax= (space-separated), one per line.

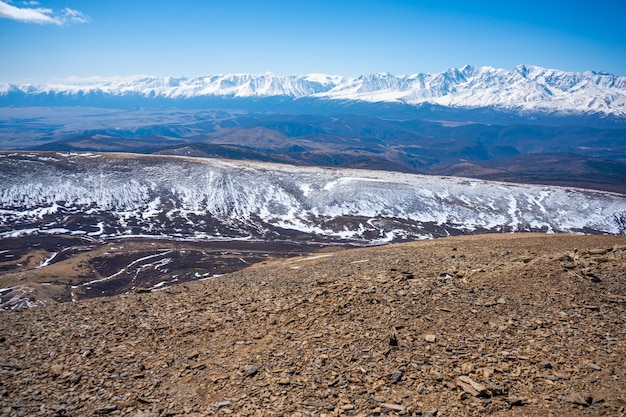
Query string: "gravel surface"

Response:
xmin=1 ymin=233 xmax=625 ymax=416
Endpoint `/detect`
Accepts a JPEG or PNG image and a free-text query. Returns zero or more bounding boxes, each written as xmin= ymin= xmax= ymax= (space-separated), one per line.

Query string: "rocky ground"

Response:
xmin=0 ymin=233 xmax=625 ymax=416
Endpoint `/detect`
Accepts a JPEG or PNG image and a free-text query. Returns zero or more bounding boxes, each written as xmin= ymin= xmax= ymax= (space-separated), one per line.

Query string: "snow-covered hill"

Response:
xmin=1 ymin=152 xmax=624 ymax=244
xmin=1 ymin=65 xmax=625 ymax=116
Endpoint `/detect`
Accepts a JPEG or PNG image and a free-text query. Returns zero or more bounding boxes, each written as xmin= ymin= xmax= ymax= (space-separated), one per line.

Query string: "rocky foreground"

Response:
xmin=1 ymin=233 xmax=625 ymax=416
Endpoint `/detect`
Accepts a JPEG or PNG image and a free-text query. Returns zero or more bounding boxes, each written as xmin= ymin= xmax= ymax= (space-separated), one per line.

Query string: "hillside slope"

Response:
xmin=1 ymin=234 xmax=625 ymax=416
xmin=2 ymin=152 xmax=625 ymax=244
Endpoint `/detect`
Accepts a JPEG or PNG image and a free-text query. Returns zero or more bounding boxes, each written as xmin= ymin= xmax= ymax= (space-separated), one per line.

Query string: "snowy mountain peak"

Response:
xmin=2 ymin=65 xmax=626 ymax=117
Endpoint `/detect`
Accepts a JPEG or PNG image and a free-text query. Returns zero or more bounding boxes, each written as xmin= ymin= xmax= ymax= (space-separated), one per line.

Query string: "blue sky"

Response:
xmin=1 ymin=0 xmax=625 ymax=83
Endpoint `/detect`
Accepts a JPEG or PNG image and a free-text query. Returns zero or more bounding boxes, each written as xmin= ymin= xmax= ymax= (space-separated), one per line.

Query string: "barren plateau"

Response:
xmin=1 ymin=233 xmax=625 ymax=416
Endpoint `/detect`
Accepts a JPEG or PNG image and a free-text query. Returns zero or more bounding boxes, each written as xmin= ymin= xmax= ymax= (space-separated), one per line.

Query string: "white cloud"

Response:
xmin=0 ymin=1 xmax=90 ymax=25
xmin=62 ymin=7 xmax=89 ymax=24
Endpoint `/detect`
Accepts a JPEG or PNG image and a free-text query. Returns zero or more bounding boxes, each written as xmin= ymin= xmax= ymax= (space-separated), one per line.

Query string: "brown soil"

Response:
xmin=1 ymin=233 xmax=625 ymax=416
xmin=0 ymin=236 xmax=334 ymax=310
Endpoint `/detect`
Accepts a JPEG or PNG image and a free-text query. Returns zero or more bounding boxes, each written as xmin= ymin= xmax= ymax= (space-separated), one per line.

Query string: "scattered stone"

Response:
xmin=587 ymin=273 xmax=603 ymax=283
xmin=538 ymin=361 xmax=553 ymax=369
xmin=565 ymin=392 xmax=592 ymax=407
xmin=461 ymin=362 xmax=474 ymax=374
xmin=211 ymin=400 xmax=232 ymax=410
xmin=380 ymin=403 xmax=406 ymax=412
xmin=400 ymin=272 xmax=414 ymax=280
xmin=424 ymin=334 xmax=437 ymax=343
xmin=423 ymin=407 xmax=438 ymax=417
xmin=497 ymin=297 xmax=507 ymax=305
xmin=277 ymin=377 xmax=290 ymax=385
xmin=390 ymin=370 xmax=403 ymax=383
xmin=505 ymin=396 xmax=526 ymax=407
xmin=94 ymin=405 xmax=117 ymax=414
xmin=242 ymin=364 xmax=259 ymax=377
xmin=456 ymin=376 xmax=487 ymax=397
xmin=587 ymin=363 xmax=602 ymax=371
xmin=588 ymin=248 xmax=610 ymax=255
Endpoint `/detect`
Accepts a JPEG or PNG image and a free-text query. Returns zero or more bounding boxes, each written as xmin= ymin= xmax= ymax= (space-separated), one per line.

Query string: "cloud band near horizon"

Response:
xmin=0 ymin=0 xmax=89 ymax=25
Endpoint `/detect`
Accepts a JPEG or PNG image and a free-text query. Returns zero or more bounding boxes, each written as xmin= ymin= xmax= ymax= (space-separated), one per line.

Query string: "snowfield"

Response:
xmin=0 ymin=152 xmax=624 ymax=243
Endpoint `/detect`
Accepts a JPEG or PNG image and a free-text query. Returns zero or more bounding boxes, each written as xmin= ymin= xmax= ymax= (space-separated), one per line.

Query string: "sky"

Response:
xmin=1 ymin=0 xmax=626 ymax=83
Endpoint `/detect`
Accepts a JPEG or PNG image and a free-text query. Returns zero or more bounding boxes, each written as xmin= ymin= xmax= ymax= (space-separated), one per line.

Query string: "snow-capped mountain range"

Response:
xmin=1 ymin=152 xmax=624 ymax=244
xmin=2 ymin=65 xmax=626 ymax=117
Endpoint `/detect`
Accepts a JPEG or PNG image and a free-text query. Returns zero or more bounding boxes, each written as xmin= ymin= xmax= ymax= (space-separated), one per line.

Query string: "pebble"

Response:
xmin=93 ymin=405 xmax=117 ymax=414
xmin=424 ymin=408 xmax=438 ymax=417
xmin=424 ymin=334 xmax=437 ymax=343
xmin=390 ymin=370 xmax=403 ymax=383
xmin=565 ymin=392 xmax=592 ymax=406
xmin=456 ymin=375 xmax=487 ymax=397
xmin=380 ymin=403 xmax=406 ymax=412
xmin=243 ymin=364 xmax=259 ymax=377
xmin=211 ymin=400 xmax=232 ymax=410
xmin=587 ymin=363 xmax=602 ymax=371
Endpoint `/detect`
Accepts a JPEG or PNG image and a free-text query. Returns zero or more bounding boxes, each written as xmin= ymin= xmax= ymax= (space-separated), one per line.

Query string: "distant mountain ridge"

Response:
xmin=2 ymin=65 xmax=626 ymax=117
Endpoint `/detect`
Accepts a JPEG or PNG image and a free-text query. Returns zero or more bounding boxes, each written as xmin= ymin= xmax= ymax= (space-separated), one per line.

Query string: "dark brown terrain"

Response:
xmin=0 ymin=235 xmax=335 ymax=310
xmin=1 ymin=233 xmax=625 ymax=416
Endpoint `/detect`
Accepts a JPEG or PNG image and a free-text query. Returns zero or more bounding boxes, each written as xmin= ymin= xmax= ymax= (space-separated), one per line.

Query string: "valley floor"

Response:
xmin=1 ymin=233 xmax=625 ymax=416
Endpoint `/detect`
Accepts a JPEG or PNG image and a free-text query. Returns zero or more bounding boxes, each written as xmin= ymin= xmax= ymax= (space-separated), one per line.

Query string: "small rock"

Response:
xmin=587 ymin=363 xmax=601 ymax=371
xmin=554 ymin=372 xmax=571 ymax=380
xmin=456 ymin=376 xmax=487 ymax=397
xmin=461 ymin=362 xmax=474 ymax=374
xmin=588 ymin=248 xmax=609 ymax=255
xmin=390 ymin=370 xmax=403 ymax=383
xmin=94 ymin=405 xmax=117 ymax=414
xmin=380 ymin=403 xmax=406 ymax=412
xmin=277 ymin=377 xmax=290 ymax=385
xmin=424 ymin=334 xmax=437 ymax=343
xmin=339 ymin=404 xmax=354 ymax=411
xmin=389 ymin=334 xmax=398 ymax=346
xmin=131 ymin=413 xmax=158 ymax=417
xmin=565 ymin=392 xmax=592 ymax=406
xmin=497 ymin=297 xmax=507 ymax=305
xmin=242 ymin=364 xmax=259 ymax=377
xmin=506 ymin=396 xmax=525 ymax=407
xmin=424 ymin=407 xmax=438 ymax=417
xmin=401 ymin=272 xmax=414 ymax=280
xmin=587 ymin=273 xmax=602 ymax=283
xmin=430 ymin=370 xmax=443 ymax=382
xmin=538 ymin=361 xmax=552 ymax=369
xmin=211 ymin=400 xmax=232 ymax=410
